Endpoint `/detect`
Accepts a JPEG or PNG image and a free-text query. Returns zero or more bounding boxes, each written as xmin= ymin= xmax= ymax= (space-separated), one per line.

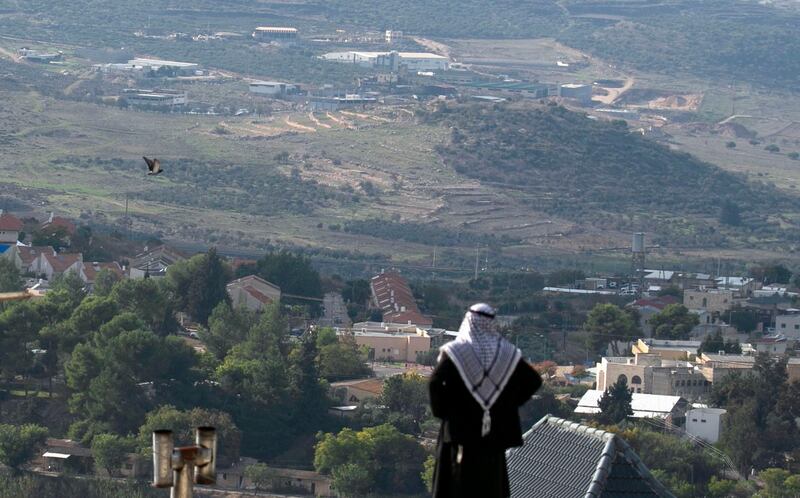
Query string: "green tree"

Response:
xmin=546 ymin=269 xmax=585 ymax=287
xmin=0 ymin=258 xmax=21 ymax=292
xmin=597 ymin=377 xmax=633 ymax=424
xmin=91 ymin=434 xmax=135 ymax=477
xmin=729 ymin=307 xmax=759 ymax=334
xmin=318 ymin=334 xmax=371 ymax=381
xmin=250 ymin=251 xmax=322 ymax=298
xmin=109 ymin=279 xmax=176 ymax=334
xmin=380 ymin=372 xmax=429 ymax=433
xmin=93 ymin=269 xmax=120 ymax=297
xmin=166 ymin=248 xmax=231 ymax=325
xmin=137 ymin=406 xmax=241 ymax=466
xmin=66 ymin=331 xmax=197 ymax=440
xmin=288 ymin=334 xmax=328 ymax=426
xmin=650 ymin=304 xmax=699 ymax=340
xmin=314 ymin=424 xmax=426 ymax=495
xmin=244 ymin=463 xmax=276 ymax=491
xmin=421 ymin=454 xmax=435 ymax=493
xmin=720 ymin=200 xmax=742 ymax=226
xmin=750 ymin=264 xmax=792 ymax=285
xmin=698 ymin=330 xmax=741 ymax=354
xmin=201 ymin=302 xmax=254 ymax=360
xmin=0 ymin=423 xmax=48 ymax=469
xmin=758 ymin=468 xmax=791 ymax=498
xmin=31 ymin=226 xmax=68 ymax=250
xmin=215 ymin=303 xmax=291 ymax=405
xmin=331 ymin=463 xmax=372 ymax=497
xmin=584 ymin=303 xmax=639 ymax=356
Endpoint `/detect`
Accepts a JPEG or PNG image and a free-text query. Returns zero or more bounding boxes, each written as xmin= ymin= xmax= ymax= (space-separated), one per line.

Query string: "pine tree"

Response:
xmin=597 ymin=378 xmax=633 ymax=425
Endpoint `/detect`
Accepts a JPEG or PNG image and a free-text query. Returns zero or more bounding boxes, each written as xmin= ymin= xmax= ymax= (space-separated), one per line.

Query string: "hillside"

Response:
xmin=427 ymin=103 xmax=800 ymax=247
xmin=2 ymin=0 xmax=800 ymax=90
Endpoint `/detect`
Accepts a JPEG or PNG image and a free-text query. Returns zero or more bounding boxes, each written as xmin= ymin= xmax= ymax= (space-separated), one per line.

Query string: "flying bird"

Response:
xmin=142 ymin=156 xmax=163 ymax=176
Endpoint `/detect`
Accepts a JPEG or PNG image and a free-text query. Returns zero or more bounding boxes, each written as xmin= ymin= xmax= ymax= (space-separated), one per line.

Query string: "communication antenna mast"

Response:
xmin=632 ymin=233 xmax=646 ymax=295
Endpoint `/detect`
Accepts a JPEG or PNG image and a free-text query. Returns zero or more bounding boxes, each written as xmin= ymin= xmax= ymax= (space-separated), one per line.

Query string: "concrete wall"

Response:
xmin=0 ymin=229 xmax=18 ymax=244
xmin=352 ymin=333 xmax=430 ymax=363
xmin=686 ymin=408 xmax=725 ymax=443
xmin=684 ymin=290 xmax=734 ymax=314
xmin=777 ymin=315 xmax=800 ymax=340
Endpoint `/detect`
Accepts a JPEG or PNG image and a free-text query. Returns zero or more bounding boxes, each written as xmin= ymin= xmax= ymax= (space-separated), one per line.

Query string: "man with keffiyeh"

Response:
xmin=429 ymin=303 xmax=542 ymax=498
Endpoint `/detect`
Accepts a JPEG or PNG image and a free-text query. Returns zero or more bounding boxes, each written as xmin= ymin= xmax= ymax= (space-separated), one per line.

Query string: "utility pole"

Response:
xmin=432 ymin=245 xmax=437 ymax=268
xmin=474 ymin=245 xmax=480 ymax=281
xmin=125 ymin=193 xmax=131 ymax=240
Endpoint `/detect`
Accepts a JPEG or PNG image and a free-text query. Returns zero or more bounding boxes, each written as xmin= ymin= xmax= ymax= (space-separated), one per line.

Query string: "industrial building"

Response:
xmin=321 ymin=51 xmax=449 ymax=72
xmin=248 ymin=80 xmax=297 ymax=96
xmin=122 ymin=88 xmax=187 ymax=108
xmin=559 ymin=83 xmax=593 ymax=104
xmin=252 ymin=27 xmax=298 ymax=41
xmin=18 ymin=48 xmax=63 ymax=63
xmin=461 ymin=80 xmax=552 ymax=99
xmin=97 ymin=58 xmax=200 ymax=76
xmin=309 ymin=94 xmax=377 ymax=111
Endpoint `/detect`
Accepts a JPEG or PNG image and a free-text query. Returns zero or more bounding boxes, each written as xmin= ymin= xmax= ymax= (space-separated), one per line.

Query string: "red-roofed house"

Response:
xmin=227 ymin=275 xmax=281 ymax=312
xmin=36 ymin=251 xmax=83 ymax=280
xmin=41 ymin=212 xmax=77 ymax=237
xmin=5 ymin=245 xmax=53 ymax=273
xmin=628 ymin=295 xmax=679 ymax=337
xmin=80 ymin=261 xmax=125 ymax=290
xmin=0 ymin=210 xmax=23 ymax=244
xmin=370 ymin=270 xmax=432 ymax=327
xmin=755 ymin=335 xmax=788 ymax=355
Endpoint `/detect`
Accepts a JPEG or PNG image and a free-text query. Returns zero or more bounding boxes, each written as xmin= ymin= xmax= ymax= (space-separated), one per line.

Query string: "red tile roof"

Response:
xmin=632 ymin=296 xmax=679 ymax=311
xmin=370 ymin=270 xmax=432 ymax=326
xmin=16 ymin=246 xmax=53 ymax=265
xmin=42 ymin=215 xmax=77 ymax=235
xmin=0 ymin=212 xmax=23 ymax=231
xmin=44 ymin=252 xmax=82 ymax=273
xmin=82 ymin=262 xmax=124 ymax=283
xmin=243 ymin=285 xmax=274 ymax=305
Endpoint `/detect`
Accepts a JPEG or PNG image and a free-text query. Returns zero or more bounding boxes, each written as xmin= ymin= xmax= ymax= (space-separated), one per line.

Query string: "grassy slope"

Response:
xmin=429 ymin=102 xmax=800 ymax=248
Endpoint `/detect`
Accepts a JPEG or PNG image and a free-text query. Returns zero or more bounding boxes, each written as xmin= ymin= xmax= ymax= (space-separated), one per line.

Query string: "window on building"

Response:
xmin=632 ymin=375 xmax=642 ymax=385
xmin=702 ymin=298 xmax=708 ymax=307
xmin=675 ymin=381 xmax=680 ymax=387
xmin=617 ymin=374 xmax=628 ymax=385
xmin=795 ymin=324 xmax=799 ymax=330
xmin=782 ymin=323 xmax=787 ymax=328
xmin=692 ymin=419 xmax=698 ymax=422
xmin=701 ymin=419 xmax=707 ymax=423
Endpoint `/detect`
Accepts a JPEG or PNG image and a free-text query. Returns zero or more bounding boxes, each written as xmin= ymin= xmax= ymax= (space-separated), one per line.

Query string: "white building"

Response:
xmin=754 ymin=335 xmax=788 ymax=355
xmin=0 ymin=211 xmax=23 ymax=244
xmin=321 ymin=51 xmax=449 ymax=71
xmin=559 ymin=84 xmax=592 ymax=104
xmin=575 ymin=390 xmax=687 ymax=423
xmin=249 ymin=81 xmax=296 ymax=96
xmin=128 ymin=58 xmax=198 ymax=72
xmin=777 ymin=314 xmax=800 ymax=340
xmin=124 ymin=91 xmax=187 ymax=107
xmin=685 ymin=407 xmax=726 ymax=443
xmin=226 ymin=275 xmax=281 ymax=312
xmin=253 ymin=27 xmax=298 ymax=41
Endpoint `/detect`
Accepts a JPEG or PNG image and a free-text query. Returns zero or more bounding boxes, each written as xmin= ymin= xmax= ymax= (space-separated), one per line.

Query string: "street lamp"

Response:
xmin=153 ymin=427 xmax=217 ymax=498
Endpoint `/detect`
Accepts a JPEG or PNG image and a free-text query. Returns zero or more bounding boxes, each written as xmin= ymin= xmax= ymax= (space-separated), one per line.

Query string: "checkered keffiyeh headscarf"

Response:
xmin=440 ymin=303 xmax=521 ymax=436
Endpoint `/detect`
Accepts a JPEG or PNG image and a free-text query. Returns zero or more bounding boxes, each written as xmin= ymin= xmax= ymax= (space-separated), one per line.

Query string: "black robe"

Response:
xmin=429 ymin=354 xmax=542 ymax=498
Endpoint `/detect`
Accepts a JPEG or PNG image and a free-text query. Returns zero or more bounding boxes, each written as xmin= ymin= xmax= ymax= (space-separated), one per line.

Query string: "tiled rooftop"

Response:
xmin=507 ymin=415 xmax=674 ymax=498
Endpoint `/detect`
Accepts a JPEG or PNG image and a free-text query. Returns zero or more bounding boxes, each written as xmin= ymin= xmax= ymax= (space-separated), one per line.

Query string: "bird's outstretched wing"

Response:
xmin=143 ymin=156 xmax=163 ymax=175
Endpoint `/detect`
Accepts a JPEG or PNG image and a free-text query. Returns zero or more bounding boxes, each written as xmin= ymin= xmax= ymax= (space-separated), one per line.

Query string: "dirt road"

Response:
xmin=592 ymin=77 xmax=635 ymax=105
